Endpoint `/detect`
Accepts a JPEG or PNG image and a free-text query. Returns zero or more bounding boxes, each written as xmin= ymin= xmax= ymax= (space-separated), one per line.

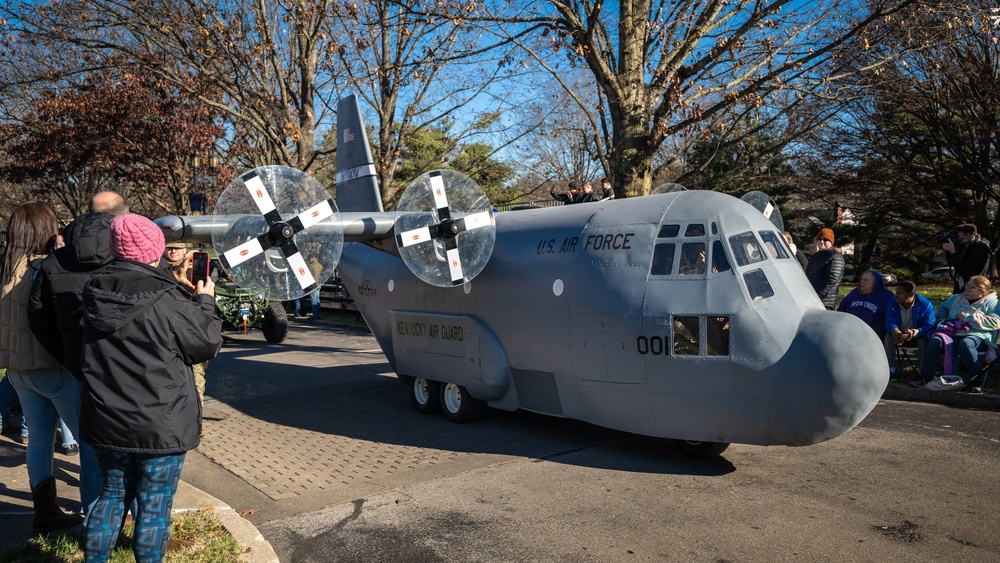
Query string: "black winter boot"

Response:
xmin=30 ymin=478 xmax=82 ymax=533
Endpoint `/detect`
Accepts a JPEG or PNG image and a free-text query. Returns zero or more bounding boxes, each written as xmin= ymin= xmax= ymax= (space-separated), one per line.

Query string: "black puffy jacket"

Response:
xmin=805 ymin=247 xmax=845 ymax=309
xmin=28 ymin=212 xmax=115 ymax=379
xmin=80 ymin=259 xmax=223 ymax=454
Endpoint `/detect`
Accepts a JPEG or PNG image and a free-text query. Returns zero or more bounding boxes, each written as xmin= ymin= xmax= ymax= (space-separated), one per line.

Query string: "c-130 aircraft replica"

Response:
xmin=155 ymin=95 xmax=888 ymax=457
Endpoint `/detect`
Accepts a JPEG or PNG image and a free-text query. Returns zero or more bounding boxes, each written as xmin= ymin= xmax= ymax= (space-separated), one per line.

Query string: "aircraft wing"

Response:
xmin=156 ymin=212 xmax=397 ymax=246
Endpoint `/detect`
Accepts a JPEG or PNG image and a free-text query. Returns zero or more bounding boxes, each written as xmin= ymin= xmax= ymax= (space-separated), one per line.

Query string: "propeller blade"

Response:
xmin=429 ymin=171 xmax=451 ymax=220
xmin=283 ymin=245 xmax=318 ymax=294
xmin=456 ymin=211 xmax=492 ymax=233
xmin=288 ymin=199 xmax=336 ymax=232
xmin=396 ymin=226 xmax=436 ymax=248
xmin=220 ymin=235 xmax=269 ymax=270
xmin=242 ymin=170 xmax=282 ymax=225
xmin=445 ymin=246 xmax=464 ymax=285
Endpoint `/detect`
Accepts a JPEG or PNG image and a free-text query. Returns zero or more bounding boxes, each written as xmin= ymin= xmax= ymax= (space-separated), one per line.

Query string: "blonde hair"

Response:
xmin=968 ymin=275 xmax=991 ymax=293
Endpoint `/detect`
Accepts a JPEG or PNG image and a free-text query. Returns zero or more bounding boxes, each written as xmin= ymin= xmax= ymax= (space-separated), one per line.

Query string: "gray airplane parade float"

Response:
xmin=155 ymin=95 xmax=888 ymax=457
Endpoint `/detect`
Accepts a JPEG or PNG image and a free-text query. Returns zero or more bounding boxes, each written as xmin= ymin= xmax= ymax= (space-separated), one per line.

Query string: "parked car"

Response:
xmin=881 ymin=272 xmax=897 ymax=285
xmin=921 ymin=267 xmax=952 ymax=284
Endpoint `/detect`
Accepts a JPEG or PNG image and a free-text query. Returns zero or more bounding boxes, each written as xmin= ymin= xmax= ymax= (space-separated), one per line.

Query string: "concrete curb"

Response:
xmin=174 ymin=481 xmax=279 ymax=563
xmin=882 ymin=381 xmax=1000 ymax=411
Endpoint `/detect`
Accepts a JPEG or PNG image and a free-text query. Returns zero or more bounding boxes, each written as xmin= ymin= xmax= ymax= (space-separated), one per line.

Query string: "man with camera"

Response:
xmin=941 ymin=224 xmax=990 ymax=295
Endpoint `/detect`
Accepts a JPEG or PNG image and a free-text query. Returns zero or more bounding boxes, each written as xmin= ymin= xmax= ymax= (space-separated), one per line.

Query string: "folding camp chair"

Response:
xmin=962 ymin=348 xmax=999 ymax=393
xmin=895 ymin=344 xmax=920 ymax=373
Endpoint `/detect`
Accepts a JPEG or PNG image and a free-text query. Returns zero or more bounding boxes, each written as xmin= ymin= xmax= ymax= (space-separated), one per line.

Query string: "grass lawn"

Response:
xmin=0 ymin=509 xmax=242 ymax=563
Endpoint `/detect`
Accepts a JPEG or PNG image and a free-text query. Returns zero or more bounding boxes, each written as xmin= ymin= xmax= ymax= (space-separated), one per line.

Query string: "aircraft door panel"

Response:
xmin=569 ymin=314 xmax=607 ymax=382
xmin=605 ymin=313 xmax=646 ymax=384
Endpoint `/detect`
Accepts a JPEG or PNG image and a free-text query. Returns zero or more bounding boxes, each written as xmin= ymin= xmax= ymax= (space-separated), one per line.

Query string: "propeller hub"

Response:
xmin=438 ymin=219 xmax=460 ymax=239
xmin=268 ymin=222 xmax=295 ymax=246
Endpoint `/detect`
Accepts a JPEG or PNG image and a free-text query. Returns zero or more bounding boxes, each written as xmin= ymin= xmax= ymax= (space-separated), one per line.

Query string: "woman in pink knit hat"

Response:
xmin=79 ymin=213 xmax=223 ymax=562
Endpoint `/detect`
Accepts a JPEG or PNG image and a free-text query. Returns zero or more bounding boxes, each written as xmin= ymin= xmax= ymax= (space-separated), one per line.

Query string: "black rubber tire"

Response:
xmin=261 ymin=302 xmax=289 ymax=344
xmin=409 ymin=377 xmax=442 ymax=414
xmin=439 ymin=383 xmax=485 ymax=423
xmin=672 ymin=440 xmax=730 ymax=457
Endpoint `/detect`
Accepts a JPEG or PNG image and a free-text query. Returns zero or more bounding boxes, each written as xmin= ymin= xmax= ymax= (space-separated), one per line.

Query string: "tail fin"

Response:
xmin=335 ymin=95 xmax=383 ymax=212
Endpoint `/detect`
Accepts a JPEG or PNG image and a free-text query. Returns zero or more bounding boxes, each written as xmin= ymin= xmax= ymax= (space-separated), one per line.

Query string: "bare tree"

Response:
xmin=801 ymin=1 xmax=1000 ymax=273
xmin=328 ymin=0 xmax=530 ymax=207
xmin=511 ymin=79 xmax=607 ymax=198
xmin=480 ymin=0 xmax=917 ymax=198
xmin=1 ymin=0 xmax=344 ymax=172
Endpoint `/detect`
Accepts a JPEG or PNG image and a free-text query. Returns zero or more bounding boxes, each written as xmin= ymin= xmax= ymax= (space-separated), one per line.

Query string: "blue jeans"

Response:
xmin=86 ymin=451 xmax=185 ymax=563
xmin=7 ymin=368 xmax=101 ymax=515
xmin=0 ymin=375 xmax=28 ymax=437
xmin=59 ymin=418 xmax=77 ymax=448
xmin=921 ymin=335 xmax=985 ymax=377
xmin=295 ymin=289 xmax=321 ymax=318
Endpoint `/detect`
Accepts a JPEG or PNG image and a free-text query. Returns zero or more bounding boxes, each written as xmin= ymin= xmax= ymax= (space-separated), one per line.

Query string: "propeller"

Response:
xmin=740 ymin=190 xmax=785 ymax=233
xmin=394 ymin=170 xmax=496 ymax=287
xmin=211 ymin=165 xmax=344 ymax=301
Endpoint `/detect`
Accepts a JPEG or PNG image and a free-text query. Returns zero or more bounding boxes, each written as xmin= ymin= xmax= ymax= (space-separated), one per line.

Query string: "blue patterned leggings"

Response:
xmin=85 ymin=450 xmax=186 ymax=563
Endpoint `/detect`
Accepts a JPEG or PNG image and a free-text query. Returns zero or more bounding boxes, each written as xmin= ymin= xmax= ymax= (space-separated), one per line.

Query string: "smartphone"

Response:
xmin=191 ymin=251 xmax=210 ymax=286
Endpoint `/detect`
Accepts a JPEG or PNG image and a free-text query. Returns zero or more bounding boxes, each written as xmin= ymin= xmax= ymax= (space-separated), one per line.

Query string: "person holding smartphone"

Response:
xmin=160 ymin=243 xmax=214 ymax=410
xmin=80 ymin=214 xmax=222 ymax=562
xmin=161 ymin=242 xmax=197 ymax=293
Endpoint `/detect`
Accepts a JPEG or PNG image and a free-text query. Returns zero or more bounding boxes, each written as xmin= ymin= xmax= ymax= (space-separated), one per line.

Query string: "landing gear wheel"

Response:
xmin=409 ymin=377 xmax=441 ymax=414
xmin=261 ymin=302 xmax=289 ymax=344
xmin=672 ymin=440 xmax=730 ymax=458
xmin=439 ymin=383 xmax=484 ymax=423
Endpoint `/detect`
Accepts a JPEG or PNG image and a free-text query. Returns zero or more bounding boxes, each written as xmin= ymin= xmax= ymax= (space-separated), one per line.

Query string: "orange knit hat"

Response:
xmin=816 ymin=228 xmax=835 ymax=245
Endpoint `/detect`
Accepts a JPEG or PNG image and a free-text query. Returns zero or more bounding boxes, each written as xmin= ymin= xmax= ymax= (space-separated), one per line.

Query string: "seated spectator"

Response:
xmin=918 ymin=275 xmax=1000 ymax=384
xmin=883 ymin=281 xmax=936 ymax=380
xmin=837 ymin=269 xmax=894 ymax=339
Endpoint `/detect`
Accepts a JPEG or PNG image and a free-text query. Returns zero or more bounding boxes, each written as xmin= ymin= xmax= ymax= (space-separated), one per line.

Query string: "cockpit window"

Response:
xmin=729 ymin=232 xmax=766 ymax=267
xmin=744 ymin=269 xmax=775 ymax=300
xmin=759 ymin=231 xmax=790 ymax=260
xmin=684 ymin=223 xmax=705 ymax=237
xmin=678 ymin=243 xmax=706 ymax=275
xmin=673 ymin=316 xmax=700 ymax=356
xmin=658 ymin=224 xmax=680 ymax=238
xmin=712 ymin=240 xmax=731 ymax=273
xmin=651 ymin=243 xmax=676 ymax=275
xmin=707 ymin=316 xmax=730 ymax=356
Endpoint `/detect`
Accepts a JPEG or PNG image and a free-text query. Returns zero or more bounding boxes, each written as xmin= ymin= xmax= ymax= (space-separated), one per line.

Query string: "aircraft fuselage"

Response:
xmin=338 ymin=191 xmax=888 ymax=447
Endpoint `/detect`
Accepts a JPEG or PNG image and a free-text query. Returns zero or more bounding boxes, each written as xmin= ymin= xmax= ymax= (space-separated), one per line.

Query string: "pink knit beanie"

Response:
xmin=109 ymin=214 xmax=165 ymax=264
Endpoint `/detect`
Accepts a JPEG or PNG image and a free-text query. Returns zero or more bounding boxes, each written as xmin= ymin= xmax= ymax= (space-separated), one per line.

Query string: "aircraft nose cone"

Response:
xmin=766 ymin=310 xmax=888 ymax=445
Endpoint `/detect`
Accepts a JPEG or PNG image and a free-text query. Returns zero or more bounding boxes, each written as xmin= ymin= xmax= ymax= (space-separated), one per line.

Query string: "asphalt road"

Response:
xmin=185 ymin=323 xmax=1000 ymax=562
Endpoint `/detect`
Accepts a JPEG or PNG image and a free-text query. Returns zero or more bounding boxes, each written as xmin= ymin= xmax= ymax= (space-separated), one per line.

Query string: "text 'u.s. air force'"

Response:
xmin=536 ymin=233 xmax=635 ymax=255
